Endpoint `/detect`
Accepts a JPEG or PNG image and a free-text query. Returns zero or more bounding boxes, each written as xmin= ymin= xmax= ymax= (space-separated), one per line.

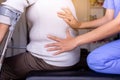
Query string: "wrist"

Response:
xmin=74 ymin=37 xmax=80 ymax=48
xmin=73 ymin=22 xmax=81 ymax=29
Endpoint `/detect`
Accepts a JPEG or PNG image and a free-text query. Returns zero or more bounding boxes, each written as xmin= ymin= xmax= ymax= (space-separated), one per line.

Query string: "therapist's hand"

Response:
xmin=57 ymin=8 xmax=80 ymax=29
xmin=45 ymin=29 xmax=78 ymax=55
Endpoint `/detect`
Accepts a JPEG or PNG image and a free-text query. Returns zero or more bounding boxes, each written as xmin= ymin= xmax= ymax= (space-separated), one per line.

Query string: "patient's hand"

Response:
xmin=57 ymin=8 xmax=80 ymax=29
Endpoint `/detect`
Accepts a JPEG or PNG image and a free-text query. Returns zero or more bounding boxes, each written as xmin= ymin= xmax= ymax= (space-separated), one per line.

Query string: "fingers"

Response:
xmin=47 ymin=47 xmax=61 ymax=51
xmin=45 ymin=42 xmax=64 ymax=55
xmin=45 ymin=43 xmax=59 ymax=48
xmin=45 ymin=42 xmax=62 ymax=54
xmin=57 ymin=8 xmax=73 ymax=20
xmin=62 ymin=8 xmax=72 ymax=15
xmin=47 ymin=35 xmax=62 ymax=42
xmin=53 ymin=50 xmax=64 ymax=55
xmin=57 ymin=12 xmax=66 ymax=18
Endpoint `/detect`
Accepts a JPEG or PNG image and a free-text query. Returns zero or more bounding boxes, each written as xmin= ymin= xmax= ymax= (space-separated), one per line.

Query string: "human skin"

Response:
xmin=57 ymin=8 xmax=114 ymax=29
xmin=45 ymin=8 xmax=120 ymax=55
xmin=0 ymin=24 xmax=9 ymax=43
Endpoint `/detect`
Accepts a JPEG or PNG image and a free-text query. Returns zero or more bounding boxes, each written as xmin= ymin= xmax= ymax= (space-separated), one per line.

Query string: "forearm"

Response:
xmin=79 ymin=16 xmax=111 ymax=29
xmin=79 ymin=9 xmax=114 ymax=29
xmin=75 ymin=18 xmax=120 ymax=46
xmin=0 ymin=24 xmax=9 ymax=44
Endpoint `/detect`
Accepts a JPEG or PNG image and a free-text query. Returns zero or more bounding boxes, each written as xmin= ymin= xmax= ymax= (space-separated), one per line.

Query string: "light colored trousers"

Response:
xmin=87 ymin=39 xmax=120 ymax=74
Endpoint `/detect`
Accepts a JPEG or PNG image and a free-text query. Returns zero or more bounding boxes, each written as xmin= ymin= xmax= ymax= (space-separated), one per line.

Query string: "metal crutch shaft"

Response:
xmin=0 ymin=28 xmax=14 ymax=70
xmin=0 ymin=6 xmax=22 ymax=71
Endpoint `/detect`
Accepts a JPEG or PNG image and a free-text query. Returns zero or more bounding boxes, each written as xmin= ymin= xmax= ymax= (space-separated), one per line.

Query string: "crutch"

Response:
xmin=0 ymin=5 xmax=22 ymax=71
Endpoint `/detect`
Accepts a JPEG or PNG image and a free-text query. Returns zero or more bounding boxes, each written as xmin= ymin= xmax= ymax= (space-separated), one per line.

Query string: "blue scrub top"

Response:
xmin=103 ymin=0 xmax=120 ymax=18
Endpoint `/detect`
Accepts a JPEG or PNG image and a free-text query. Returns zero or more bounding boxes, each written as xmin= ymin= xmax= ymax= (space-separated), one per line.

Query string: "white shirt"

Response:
xmin=0 ymin=0 xmax=80 ymax=67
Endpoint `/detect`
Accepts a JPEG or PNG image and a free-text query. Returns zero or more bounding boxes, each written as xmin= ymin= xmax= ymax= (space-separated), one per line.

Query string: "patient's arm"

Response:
xmin=0 ymin=23 xmax=9 ymax=44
